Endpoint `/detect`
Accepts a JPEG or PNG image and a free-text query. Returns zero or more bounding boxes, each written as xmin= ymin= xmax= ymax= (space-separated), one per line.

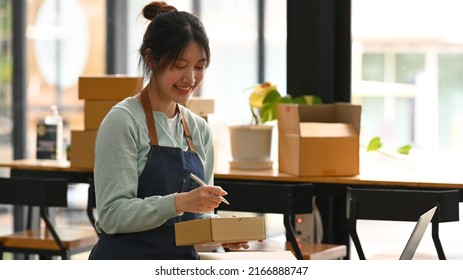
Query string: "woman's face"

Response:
xmin=154 ymin=41 xmax=207 ymax=106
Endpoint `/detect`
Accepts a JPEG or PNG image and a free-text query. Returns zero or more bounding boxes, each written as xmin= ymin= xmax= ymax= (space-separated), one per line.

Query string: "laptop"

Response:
xmin=399 ymin=206 xmax=437 ymax=260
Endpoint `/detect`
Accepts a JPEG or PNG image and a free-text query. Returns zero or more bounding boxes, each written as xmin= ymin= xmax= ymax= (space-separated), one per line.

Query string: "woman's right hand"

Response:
xmin=174 ymin=185 xmax=227 ymax=213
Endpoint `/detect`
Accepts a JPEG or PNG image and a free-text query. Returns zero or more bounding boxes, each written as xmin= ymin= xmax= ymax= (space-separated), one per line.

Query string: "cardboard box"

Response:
xmin=69 ymin=130 xmax=97 ymax=169
xmin=185 ymin=97 xmax=214 ymax=117
xmin=79 ymin=76 xmax=143 ymax=100
xmin=175 ymin=217 xmax=266 ymax=246
xmin=277 ymin=103 xmax=361 ymax=176
xmin=84 ymin=100 xmax=119 ymax=130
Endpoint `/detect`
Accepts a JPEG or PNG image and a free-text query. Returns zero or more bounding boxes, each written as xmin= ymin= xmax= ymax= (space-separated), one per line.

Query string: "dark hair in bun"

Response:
xmin=141 ymin=1 xmax=177 ymax=20
xmin=139 ymin=1 xmax=210 ymax=80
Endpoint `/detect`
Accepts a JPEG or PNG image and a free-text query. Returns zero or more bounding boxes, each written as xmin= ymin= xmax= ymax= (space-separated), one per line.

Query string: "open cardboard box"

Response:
xmin=175 ymin=217 xmax=265 ymax=246
xmin=277 ymin=103 xmax=361 ymax=176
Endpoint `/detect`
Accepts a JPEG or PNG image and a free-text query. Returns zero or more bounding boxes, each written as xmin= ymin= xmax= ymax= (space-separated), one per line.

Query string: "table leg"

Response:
xmin=283 ymin=214 xmax=304 ymax=260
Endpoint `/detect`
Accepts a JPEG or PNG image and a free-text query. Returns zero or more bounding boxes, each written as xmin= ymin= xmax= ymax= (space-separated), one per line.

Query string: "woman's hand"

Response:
xmin=222 ymin=242 xmax=250 ymax=250
xmin=221 ymin=214 xmax=261 ymax=250
xmin=174 ymin=185 xmax=228 ymax=213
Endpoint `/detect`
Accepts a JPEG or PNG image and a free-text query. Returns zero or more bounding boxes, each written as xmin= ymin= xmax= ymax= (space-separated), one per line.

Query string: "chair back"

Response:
xmin=346 ymin=187 xmax=459 ymax=222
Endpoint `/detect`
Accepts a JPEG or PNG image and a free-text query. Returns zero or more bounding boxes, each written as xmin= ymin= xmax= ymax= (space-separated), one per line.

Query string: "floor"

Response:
xmin=1 ymin=184 xmax=463 ymax=260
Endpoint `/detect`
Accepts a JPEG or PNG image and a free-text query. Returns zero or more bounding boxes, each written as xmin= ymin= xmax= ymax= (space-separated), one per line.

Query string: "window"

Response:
xmin=26 ymin=0 xmax=105 ymax=158
xmin=0 ymin=0 xmax=12 ymax=168
xmin=126 ymin=1 xmax=287 ymax=163
xmin=352 ymin=0 xmax=463 ymax=150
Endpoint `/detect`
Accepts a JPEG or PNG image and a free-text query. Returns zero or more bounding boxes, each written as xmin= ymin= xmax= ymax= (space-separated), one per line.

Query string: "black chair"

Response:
xmin=215 ymin=180 xmax=347 ymax=260
xmin=0 ymin=177 xmax=98 ymax=260
xmin=346 ymin=187 xmax=460 ymax=260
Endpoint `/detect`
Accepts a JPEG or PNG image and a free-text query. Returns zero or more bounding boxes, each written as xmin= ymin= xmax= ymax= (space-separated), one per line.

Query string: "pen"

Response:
xmin=189 ymin=173 xmax=230 ymax=205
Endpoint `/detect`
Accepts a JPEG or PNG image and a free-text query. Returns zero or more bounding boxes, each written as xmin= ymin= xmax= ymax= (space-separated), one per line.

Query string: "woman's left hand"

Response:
xmin=222 ymin=242 xmax=250 ymax=250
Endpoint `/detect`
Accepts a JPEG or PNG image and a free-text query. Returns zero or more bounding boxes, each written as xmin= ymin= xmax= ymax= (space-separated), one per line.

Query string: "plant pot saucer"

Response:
xmin=229 ymin=159 xmax=273 ymax=170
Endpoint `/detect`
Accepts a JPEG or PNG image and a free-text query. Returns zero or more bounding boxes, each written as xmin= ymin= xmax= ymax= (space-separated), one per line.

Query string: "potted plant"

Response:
xmin=229 ymin=82 xmax=322 ymax=169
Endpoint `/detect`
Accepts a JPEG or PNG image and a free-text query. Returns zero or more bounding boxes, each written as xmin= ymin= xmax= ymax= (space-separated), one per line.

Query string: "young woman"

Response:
xmin=89 ymin=1 xmax=248 ymax=260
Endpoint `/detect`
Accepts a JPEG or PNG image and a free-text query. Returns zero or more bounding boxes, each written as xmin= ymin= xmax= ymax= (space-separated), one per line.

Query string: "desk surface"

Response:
xmin=1 ymin=150 xmax=463 ymax=189
xmin=216 ymin=149 xmax=463 ymax=189
xmin=0 ymin=159 xmax=87 ymax=172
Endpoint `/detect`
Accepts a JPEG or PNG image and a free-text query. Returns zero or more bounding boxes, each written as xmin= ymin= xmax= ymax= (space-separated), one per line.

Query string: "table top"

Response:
xmin=215 ymin=150 xmax=463 ymax=189
xmin=1 ymin=149 xmax=463 ymax=189
xmin=0 ymin=159 xmax=88 ymax=172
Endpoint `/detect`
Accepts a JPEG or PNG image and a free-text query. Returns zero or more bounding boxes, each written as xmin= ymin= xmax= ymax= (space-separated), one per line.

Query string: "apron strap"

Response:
xmin=141 ymin=88 xmax=158 ymax=145
xmin=140 ymin=88 xmax=196 ymax=152
xmin=180 ymin=113 xmax=195 ymax=152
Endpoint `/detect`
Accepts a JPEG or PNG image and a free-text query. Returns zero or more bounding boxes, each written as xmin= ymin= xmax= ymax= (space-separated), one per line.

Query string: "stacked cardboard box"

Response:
xmin=69 ymin=76 xmax=143 ymax=168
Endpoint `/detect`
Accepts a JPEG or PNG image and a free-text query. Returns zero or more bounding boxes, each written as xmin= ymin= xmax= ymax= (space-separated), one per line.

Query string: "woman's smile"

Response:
xmin=174 ymin=84 xmax=193 ymax=95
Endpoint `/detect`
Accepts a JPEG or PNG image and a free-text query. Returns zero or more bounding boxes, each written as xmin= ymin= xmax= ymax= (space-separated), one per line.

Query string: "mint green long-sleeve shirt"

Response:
xmin=93 ymin=96 xmax=216 ymax=234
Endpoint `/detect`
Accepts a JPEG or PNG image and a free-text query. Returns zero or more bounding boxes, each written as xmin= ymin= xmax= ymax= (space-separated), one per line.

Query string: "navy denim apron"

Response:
xmin=89 ymin=89 xmax=203 ymax=259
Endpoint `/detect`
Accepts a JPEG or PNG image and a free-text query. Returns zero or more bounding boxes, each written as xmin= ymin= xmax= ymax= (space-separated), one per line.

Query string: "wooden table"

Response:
xmin=2 ymin=150 xmax=463 ymax=259
xmin=4 ymin=149 xmax=463 ymax=189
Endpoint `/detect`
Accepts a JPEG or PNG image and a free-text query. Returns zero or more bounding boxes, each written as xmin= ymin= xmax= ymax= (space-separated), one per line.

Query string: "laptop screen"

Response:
xmin=399 ymin=206 xmax=437 ymax=260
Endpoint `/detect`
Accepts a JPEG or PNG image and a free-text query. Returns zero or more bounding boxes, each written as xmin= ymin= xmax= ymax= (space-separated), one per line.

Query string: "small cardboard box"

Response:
xmin=69 ymin=130 xmax=97 ymax=169
xmin=277 ymin=103 xmax=361 ymax=176
xmin=84 ymin=100 xmax=119 ymax=130
xmin=78 ymin=75 xmax=143 ymax=100
xmin=175 ymin=217 xmax=266 ymax=246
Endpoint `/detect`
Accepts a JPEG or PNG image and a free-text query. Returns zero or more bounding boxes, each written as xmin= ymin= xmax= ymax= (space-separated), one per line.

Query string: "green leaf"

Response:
xmin=306 ymin=95 xmax=323 ymax=104
xmin=291 ymin=96 xmax=308 ymax=104
xmin=260 ymin=92 xmax=282 ymax=123
xmin=262 ymin=90 xmax=282 ymax=104
xmin=290 ymin=95 xmax=323 ymax=105
xmin=367 ymin=137 xmax=383 ymax=152
xmin=279 ymin=96 xmax=293 ymax=104
xmin=397 ymin=144 xmax=412 ymax=155
xmin=260 ymin=102 xmax=276 ymax=123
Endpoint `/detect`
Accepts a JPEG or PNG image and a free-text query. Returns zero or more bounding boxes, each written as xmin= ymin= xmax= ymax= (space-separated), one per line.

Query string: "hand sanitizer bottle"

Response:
xmin=36 ymin=105 xmax=64 ymax=160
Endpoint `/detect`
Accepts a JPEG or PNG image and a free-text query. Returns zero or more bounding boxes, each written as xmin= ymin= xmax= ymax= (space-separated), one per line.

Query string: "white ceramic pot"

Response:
xmin=228 ymin=124 xmax=274 ymax=169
